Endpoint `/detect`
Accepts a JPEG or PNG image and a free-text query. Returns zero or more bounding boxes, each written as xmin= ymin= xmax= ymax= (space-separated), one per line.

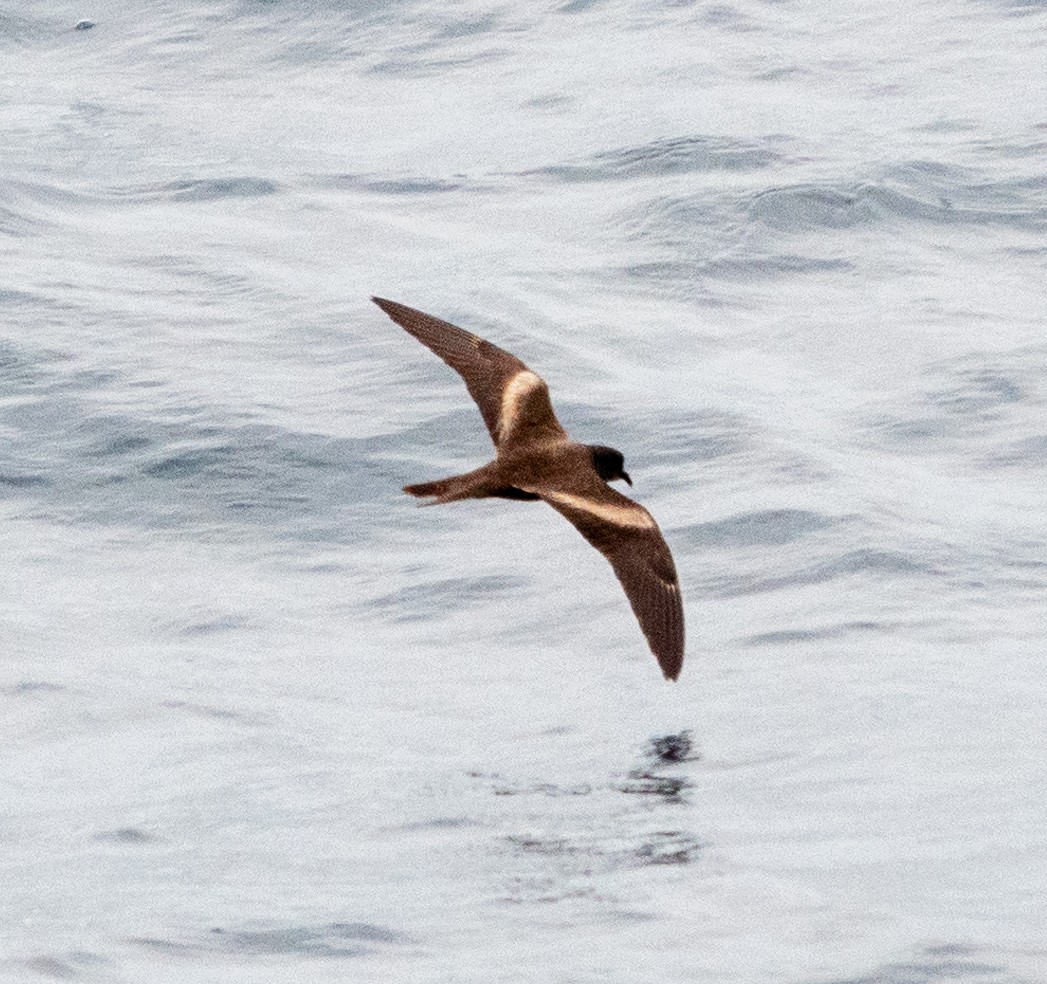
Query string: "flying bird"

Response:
xmin=373 ymin=297 xmax=684 ymax=681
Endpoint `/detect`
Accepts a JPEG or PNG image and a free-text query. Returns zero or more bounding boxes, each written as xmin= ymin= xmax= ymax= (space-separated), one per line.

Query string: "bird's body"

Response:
xmin=373 ymin=297 xmax=685 ymax=681
xmin=407 ymin=442 xmax=601 ymax=503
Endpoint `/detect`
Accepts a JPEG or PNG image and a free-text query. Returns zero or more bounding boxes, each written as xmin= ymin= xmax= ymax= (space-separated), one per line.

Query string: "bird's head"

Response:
xmin=589 ymin=445 xmax=632 ymax=486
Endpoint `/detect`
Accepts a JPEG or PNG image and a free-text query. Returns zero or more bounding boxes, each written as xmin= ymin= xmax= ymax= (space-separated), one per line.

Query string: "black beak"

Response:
xmin=621 ymin=471 xmax=632 ymax=486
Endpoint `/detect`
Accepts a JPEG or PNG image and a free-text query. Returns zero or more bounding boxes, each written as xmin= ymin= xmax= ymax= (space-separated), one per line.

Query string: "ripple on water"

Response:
xmin=0 ymin=385 xmax=416 ymax=544
xmin=108 ymin=177 xmax=281 ymax=204
xmin=824 ymin=942 xmax=1020 ymax=984
xmin=864 ymin=347 xmax=1047 ymax=465
xmin=3 ymin=680 xmax=66 ymax=697
xmin=674 ymin=508 xmax=838 ymax=550
xmin=24 ymin=952 xmax=109 ymax=980
xmin=712 ymin=547 xmax=927 ymax=598
xmin=371 ymin=573 xmax=531 ymax=624
xmin=93 ymin=827 xmax=159 ymax=845
xmin=739 ymin=620 xmax=885 ymax=647
xmin=130 ymin=922 xmax=410 ymax=959
xmin=526 ymin=133 xmax=784 ymax=183
xmin=748 ymin=164 xmax=1047 ymax=234
xmin=316 ymin=172 xmax=469 ymax=195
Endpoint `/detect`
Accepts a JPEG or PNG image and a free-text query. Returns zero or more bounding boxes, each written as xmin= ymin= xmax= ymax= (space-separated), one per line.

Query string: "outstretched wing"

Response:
xmin=528 ymin=472 xmax=684 ymax=681
xmin=373 ymin=297 xmax=568 ymax=450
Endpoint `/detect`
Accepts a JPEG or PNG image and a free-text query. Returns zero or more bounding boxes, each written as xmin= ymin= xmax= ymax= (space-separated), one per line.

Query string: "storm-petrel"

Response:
xmin=374 ymin=297 xmax=684 ymax=681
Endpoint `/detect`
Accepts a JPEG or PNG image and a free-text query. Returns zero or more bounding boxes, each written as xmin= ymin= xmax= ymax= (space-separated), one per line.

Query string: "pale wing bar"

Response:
xmin=496 ymin=371 xmax=568 ymax=449
xmin=538 ymin=484 xmax=684 ymax=680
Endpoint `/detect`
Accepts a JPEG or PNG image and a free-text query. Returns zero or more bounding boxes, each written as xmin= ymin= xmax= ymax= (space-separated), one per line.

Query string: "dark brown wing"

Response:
xmin=373 ymin=297 xmax=567 ymax=450
xmin=526 ymin=472 xmax=684 ymax=680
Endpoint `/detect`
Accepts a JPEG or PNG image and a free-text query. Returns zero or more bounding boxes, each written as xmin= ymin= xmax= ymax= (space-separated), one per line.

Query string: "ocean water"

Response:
xmin=2 ymin=1 xmax=1047 ymax=981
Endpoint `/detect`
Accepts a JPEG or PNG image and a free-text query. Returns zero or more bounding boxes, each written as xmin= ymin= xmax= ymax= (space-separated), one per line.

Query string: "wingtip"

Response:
xmin=659 ymin=650 xmax=683 ymax=682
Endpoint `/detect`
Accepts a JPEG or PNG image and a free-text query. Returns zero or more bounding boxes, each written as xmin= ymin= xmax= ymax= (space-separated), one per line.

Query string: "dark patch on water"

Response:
xmin=161 ymin=699 xmax=255 ymax=723
xmin=709 ymin=253 xmax=853 ymax=278
xmin=485 ymin=736 xmax=701 ymax=907
xmin=504 ymin=825 xmax=703 ymax=876
xmin=0 ymin=288 xmax=49 ymax=309
xmin=749 ymin=167 xmax=1047 ymax=233
xmin=675 ymin=508 xmax=837 ymax=550
xmin=0 ymin=354 xmax=116 ymax=402
xmin=357 ymin=177 xmax=464 ymax=195
xmin=143 ymin=446 xmax=238 ymax=479
xmin=606 ymin=185 xmax=858 ymax=300
xmin=975 ymin=0 xmax=1047 ymax=17
xmin=501 ymin=825 xmax=704 ymax=905
xmin=713 ymin=548 xmax=927 ymax=598
xmin=755 ymin=64 xmax=809 ymax=81
xmin=90 ymin=434 xmax=154 ymax=457
xmin=0 ymin=471 xmax=50 ymax=489
xmin=0 ymin=206 xmax=47 ymax=238
xmin=634 ymin=831 xmax=704 ymax=865
xmin=865 ymin=348 xmax=1047 ymax=464
xmin=164 ymin=613 xmax=250 ymax=637
xmin=397 ymin=815 xmax=475 ymax=832
xmin=4 ymin=680 xmax=65 ymax=696
xmin=500 ymin=878 xmax=600 ymax=905
xmin=23 ymin=951 xmax=109 ymax=980
xmin=319 ymin=172 xmax=468 ymax=195
xmin=372 ymin=573 xmax=531 ymax=623
xmin=614 ymin=254 xmax=852 ymax=297
xmin=701 ymin=4 xmax=759 ymax=30
xmin=748 ymin=184 xmax=880 ymax=230
xmin=528 ymin=134 xmax=782 ymax=183
xmin=648 ymin=730 xmax=698 ymax=763
xmin=24 ymin=956 xmax=78 ymax=980
xmin=825 ymin=941 xmax=1023 ymax=983
xmin=927 ymin=368 xmax=1027 ymax=417
xmin=509 ymin=829 xmax=702 ymax=867
xmin=121 ymin=177 xmax=281 ymax=204
xmin=988 ymin=433 xmax=1047 ymax=468
xmin=368 ymin=45 xmax=510 ymax=78
xmin=916 ymin=118 xmax=979 ymax=134
xmin=0 ymin=385 xmax=449 ymax=545
xmin=571 ymin=403 xmax=747 ymax=466
xmin=740 ymin=620 xmax=883 ymax=646
xmin=507 ymin=835 xmax=586 ymax=857
xmin=871 ymin=414 xmax=953 ymax=447
xmin=520 ymin=92 xmax=573 ymax=109
xmin=435 ymin=11 xmax=503 ymax=39
xmin=94 ymin=827 xmax=158 ymax=844
xmin=617 ymin=770 xmax=690 ymax=802
xmin=0 ymin=339 xmax=48 ymax=386
xmin=131 ymin=921 xmax=409 ymax=959
xmin=621 ymin=161 xmax=1047 ymax=299
xmin=646 ymin=408 xmax=750 ymax=462
xmin=470 ymin=772 xmax=594 ymax=798
xmin=0 ymin=179 xmax=56 ymax=237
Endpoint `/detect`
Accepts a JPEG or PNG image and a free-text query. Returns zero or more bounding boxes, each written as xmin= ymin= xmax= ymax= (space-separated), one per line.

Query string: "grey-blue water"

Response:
xmin=2 ymin=2 xmax=1046 ymax=981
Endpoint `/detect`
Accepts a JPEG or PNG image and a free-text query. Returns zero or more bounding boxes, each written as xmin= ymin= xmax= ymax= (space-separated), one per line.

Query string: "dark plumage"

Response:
xmin=374 ymin=297 xmax=685 ymax=681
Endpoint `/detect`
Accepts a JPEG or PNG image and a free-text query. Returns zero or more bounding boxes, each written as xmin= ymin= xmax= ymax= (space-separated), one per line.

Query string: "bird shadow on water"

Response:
xmin=470 ymin=730 xmax=706 ymax=906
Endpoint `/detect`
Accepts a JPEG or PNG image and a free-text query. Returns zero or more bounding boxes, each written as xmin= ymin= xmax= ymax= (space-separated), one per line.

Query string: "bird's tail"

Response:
xmin=403 ymin=464 xmax=498 ymax=505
